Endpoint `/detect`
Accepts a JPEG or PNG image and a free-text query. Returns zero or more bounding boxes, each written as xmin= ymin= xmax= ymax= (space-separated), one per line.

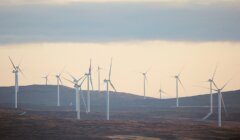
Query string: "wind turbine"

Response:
xmin=97 ymin=66 xmax=102 ymax=93
xmin=55 ymin=68 xmax=64 ymax=106
xmin=104 ymin=58 xmax=117 ymax=120
xmin=85 ymin=59 xmax=94 ymax=113
xmin=141 ymin=71 xmax=148 ymax=99
xmin=42 ymin=74 xmax=49 ymax=85
xmin=202 ymin=66 xmax=217 ymax=120
xmin=158 ymin=86 xmax=167 ymax=100
xmin=63 ymin=74 xmax=86 ymax=120
xmin=9 ymin=57 xmax=24 ymax=109
xmin=212 ymin=80 xmax=230 ymax=127
xmin=173 ymin=71 xmax=185 ymax=107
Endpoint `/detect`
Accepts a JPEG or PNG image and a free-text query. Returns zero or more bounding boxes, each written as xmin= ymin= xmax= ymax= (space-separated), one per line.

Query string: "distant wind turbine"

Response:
xmin=63 ymin=74 xmax=86 ymax=119
xmin=202 ymin=66 xmax=217 ymax=120
xmin=55 ymin=67 xmax=65 ymax=106
xmin=9 ymin=57 xmax=24 ymax=109
xmin=85 ymin=59 xmax=94 ymax=113
xmin=158 ymin=86 xmax=167 ymax=100
xmin=173 ymin=71 xmax=185 ymax=107
xmin=104 ymin=58 xmax=117 ymax=120
xmin=42 ymin=74 xmax=49 ymax=85
xmin=141 ymin=70 xmax=149 ymax=99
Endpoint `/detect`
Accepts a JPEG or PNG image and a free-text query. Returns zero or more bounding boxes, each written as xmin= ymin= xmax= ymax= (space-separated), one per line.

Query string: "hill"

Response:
xmin=0 ymin=85 xmax=240 ymax=111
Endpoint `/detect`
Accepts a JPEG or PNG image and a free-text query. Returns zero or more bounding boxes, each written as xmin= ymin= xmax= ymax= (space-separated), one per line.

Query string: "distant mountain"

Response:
xmin=0 ymin=85 xmax=240 ymax=111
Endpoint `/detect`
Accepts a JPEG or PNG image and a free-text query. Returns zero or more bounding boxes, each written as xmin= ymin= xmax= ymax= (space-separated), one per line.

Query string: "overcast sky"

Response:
xmin=0 ymin=0 xmax=240 ymax=44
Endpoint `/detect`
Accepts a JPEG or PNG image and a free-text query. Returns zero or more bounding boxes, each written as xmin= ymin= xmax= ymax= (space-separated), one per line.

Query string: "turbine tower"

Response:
xmin=173 ymin=72 xmax=184 ymax=107
xmin=104 ymin=58 xmax=117 ymax=120
xmin=42 ymin=74 xmax=49 ymax=85
xmin=212 ymin=80 xmax=230 ymax=127
xmin=97 ymin=66 xmax=102 ymax=93
xmin=85 ymin=59 xmax=94 ymax=113
xmin=63 ymin=74 xmax=86 ymax=119
xmin=203 ymin=66 xmax=217 ymax=120
xmin=55 ymin=68 xmax=64 ymax=106
xmin=9 ymin=57 xmax=24 ymax=109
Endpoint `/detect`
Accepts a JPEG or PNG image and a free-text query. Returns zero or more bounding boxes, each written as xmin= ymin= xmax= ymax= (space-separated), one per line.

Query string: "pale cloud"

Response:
xmin=0 ymin=1 xmax=239 ymax=44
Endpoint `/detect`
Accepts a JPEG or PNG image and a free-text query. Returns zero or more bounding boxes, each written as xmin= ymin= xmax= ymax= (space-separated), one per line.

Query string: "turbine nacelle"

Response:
xmin=12 ymin=70 xmax=18 ymax=73
xmin=208 ymin=79 xmax=213 ymax=82
xmin=74 ymin=84 xmax=80 ymax=88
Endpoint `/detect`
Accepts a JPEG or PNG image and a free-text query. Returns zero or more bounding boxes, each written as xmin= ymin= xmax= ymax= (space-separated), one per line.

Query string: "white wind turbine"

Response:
xmin=104 ymin=59 xmax=117 ymax=120
xmin=173 ymin=71 xmax=185 ymax=107
xmin=9 ymin=57 xmax=24 ymax=109
xmin=63 ymin=74 xmax=87 ymax=119
xmin=141 ymin=71 xmax=148 ymax=99
xmin=55 ymin=68 xmax=65 ymax=106
xmin=202 ymin=66 xmax=217 ymax=120
xmin=97 ymin=66 xmax=102 ymax=93
xmin=212 ymin=80 xmax=230 ymax=127
xmin=42 ymin=74 xmax=49 ymax=85
xmin=85 ymin=59 xmax=94 ymax=113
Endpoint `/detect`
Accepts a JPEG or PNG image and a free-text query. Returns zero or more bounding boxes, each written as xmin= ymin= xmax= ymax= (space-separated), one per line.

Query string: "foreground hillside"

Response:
xmin=0 ymin=108 xmax=240 ymax=140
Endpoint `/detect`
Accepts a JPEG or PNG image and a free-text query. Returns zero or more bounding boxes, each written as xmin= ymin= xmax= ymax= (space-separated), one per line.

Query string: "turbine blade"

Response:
xmin=67 ymin=72 xmax=77 ymax=81
xmin=8 ymin=56 xmax=16 ymax=70
xmin=221 ymin=93 xmax=228 ymax=116
xmin=63 ymin=77 xmax=74 ymax=84
xmin=178 ymin=78 xmax=185 ymax=90
xmin=145 ymin=67 xmax=151 ymax=74
xmin=211 ymin=65 xmax=218 ymax=80
xmin=89 ymin=59 xmax=92 ymax=74
xmin=18 ymin=67 xmax=25 ymax=77
xmin=212 ymin=81 xmax=219 ymax=90
xmin=162 ymin=90 xmax=167 ymax=94
xmin=90 ymin=75 xmax=94 ymax=90
xmin=77 ymin=75 xmax=85 ymax=82
xmin=18 ymin=57 xmax=23 ymax=67
xmin=59 ymin=78 xmax=63 ymax=85
xmin=59 ymin=66 xmax=66 ymax=76
xmin=162 ymin=92 xmax=168 ymax=96
xmin=178 ymin=66 xmax=184 ymax=77
xmin=145 ymin=75 xmax=148 ymax=82
xmin=109 ymin=58 xmax=112 ymax=80
xmin=193 ymin=85 xmax=211 ymax=90
xmin=81 ymin=92 xmax=87 ymax=112
xmin=80 ymin=76 xmax=87 ymax=87
xmin=109 ymin=81 xmax=117 ymax=92
xmin=221 ymin=78 xmax=232 ymax=90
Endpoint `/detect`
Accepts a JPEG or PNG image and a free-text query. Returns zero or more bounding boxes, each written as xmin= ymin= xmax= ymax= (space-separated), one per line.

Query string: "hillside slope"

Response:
xmin=0 ymin=85 xmax=239 ymax=110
